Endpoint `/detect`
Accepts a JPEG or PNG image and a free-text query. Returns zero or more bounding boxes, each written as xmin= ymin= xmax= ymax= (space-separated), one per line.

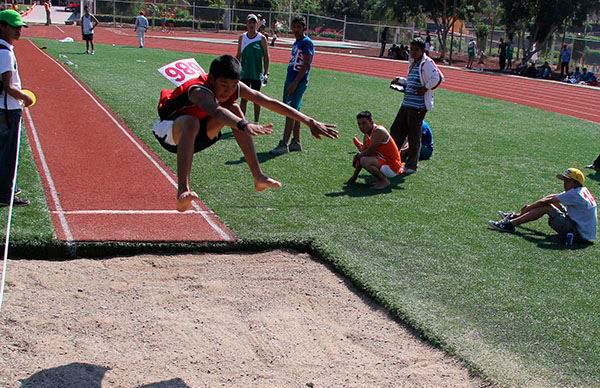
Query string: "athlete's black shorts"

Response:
xmin=154 ymin=118 xmax=221 ymax=154
xmin=241 ymin=78 xmax=261 ymax=91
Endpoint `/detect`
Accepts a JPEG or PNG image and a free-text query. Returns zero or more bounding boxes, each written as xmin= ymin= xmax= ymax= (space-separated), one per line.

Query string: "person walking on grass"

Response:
xmin=134 ymin=11 xmax=149 ymax=48
xmin=389 ymin=37 xmax=444 ymax=175
xmin=0 ymin=10 xmax=33 ymax=207
xmin=153 ymin=55 xmax=338 ymax=212
xmin=347 ymin=111 xmax=403 ymax=190
xmin=270 ymin=16 xmax=314 ymax=155
xmin=81 ymin=6 xmax=99 ymax=54
xmin=489 ymin=168 xmax=597 ymax=244
xmin=236 ymin=14 xmax=269 ymax=123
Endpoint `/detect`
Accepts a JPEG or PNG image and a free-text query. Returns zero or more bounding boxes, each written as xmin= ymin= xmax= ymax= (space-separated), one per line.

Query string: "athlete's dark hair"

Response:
xmin=291 ymin=16 xmax=306 ymax=28
xmin=209 ymin=54 xmax=241 ymax=80
xmin=410 ymin=37 xmax=426 ymax=50
xmin=356 ymin=111 xmax=373 ymax=121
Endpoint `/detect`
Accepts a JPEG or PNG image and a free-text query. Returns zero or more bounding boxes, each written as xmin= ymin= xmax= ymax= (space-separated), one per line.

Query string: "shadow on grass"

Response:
xmin=586 ymin=170 xmax=600 ymax=184
xmin=225 ymin=150 xmax=281 ymax=165
xmin=325 ymin=175 xmax=405 ymax=198
xmin=514 ymin=226 xmax=593 ymax=251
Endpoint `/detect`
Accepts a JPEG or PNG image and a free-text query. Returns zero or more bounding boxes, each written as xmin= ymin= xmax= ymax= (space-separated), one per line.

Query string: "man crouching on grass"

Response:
xmin=154 ymin=54 xmax=338 ymax=212
xmin=347 ymin=111 xmax=403 ymax=190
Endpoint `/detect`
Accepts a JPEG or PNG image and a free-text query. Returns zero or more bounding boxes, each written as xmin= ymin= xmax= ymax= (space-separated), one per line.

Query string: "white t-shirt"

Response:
xmin=0 ymin=38 xmax=22 ymax=110
xmin=557 ymin=187 xmax=598 ymax=241
xmin=82 ymin=14 xmax=94 ymax=34
xmin=135 ymin=15 xmax=148 ymax=31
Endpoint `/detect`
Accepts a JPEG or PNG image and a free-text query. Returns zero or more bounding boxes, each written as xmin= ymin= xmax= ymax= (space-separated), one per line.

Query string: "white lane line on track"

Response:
xmin=54 ymin=25 xmax=65 ymax=33
xmin=53 ymin=210 xmax=214 ymax=215
xmin=24 ymin=108 xmax=74 ymax=242
xmin=27 ymin=40 xmax=233 ymax=241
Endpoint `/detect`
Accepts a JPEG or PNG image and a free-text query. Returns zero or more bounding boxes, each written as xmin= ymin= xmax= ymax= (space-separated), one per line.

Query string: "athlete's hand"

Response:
xmin=246 ymin=123 xmax=273 ymax=136
xmin=21 ymin=94 xmax=34 ymax=107
xmin=308 ymin=119 xmax=338 ymax=139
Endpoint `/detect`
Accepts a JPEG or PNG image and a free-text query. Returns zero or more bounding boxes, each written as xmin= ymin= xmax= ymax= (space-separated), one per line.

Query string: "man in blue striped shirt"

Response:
xmin=389 ymin=37 xmax=443 ymax=175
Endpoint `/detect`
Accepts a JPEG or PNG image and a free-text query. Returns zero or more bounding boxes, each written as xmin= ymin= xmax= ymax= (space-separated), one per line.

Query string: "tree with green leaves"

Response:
xmin=501 ymin=0 xmax=600 ymax=64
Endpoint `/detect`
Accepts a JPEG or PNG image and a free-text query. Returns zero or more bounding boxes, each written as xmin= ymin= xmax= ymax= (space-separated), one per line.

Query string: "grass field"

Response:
xmin=3 ymin=38 xmax=600 ymax=387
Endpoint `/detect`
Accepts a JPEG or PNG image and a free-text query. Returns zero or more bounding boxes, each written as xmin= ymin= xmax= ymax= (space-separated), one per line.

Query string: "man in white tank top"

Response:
xmin=81 ymin=6 xmax=99 ymax=54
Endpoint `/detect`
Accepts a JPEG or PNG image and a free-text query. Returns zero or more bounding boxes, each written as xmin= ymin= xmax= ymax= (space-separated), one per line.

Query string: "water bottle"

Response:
xmin=565 ymin=232 xmax=574 ymax=248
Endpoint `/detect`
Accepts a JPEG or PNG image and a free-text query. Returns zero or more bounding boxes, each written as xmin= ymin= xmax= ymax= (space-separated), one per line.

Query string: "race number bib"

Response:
xmin=158 ymin=58 xmax=206 ymax=86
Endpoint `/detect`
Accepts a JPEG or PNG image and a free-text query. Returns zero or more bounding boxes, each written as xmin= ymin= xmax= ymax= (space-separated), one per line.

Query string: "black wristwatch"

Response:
xmin=236 ymin=119 xmax=249 ymax=131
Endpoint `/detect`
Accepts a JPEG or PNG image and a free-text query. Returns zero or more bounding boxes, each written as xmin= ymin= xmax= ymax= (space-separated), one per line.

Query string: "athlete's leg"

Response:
xmin=172 ymin=115 xmax=201 ymax=211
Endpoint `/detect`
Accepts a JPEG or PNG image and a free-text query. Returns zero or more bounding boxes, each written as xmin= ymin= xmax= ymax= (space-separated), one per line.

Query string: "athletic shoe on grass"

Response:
xmin=269 ymin=140 xmax=288 ymax=155
xmin=0 ymin=196 xmax=30 ymax=207
xmin=497 ymin=211 xmax=517 ymax=220
xmin=488 ymin=219 xmax=515 ymax=233
xmin=289 ymin=140 xmax=302 ymax=152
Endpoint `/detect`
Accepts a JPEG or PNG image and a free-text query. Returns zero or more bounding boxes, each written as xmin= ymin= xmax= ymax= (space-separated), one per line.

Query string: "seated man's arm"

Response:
xmin=358 ymin=127 xmax=387 ymax=157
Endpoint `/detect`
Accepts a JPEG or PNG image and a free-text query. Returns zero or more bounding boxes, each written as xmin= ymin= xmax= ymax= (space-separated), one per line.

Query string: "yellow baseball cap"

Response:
xmin=556 ymin=168 xmax=585 ymax=185
xmin=0 ymin=9 xmax=28 ymax=28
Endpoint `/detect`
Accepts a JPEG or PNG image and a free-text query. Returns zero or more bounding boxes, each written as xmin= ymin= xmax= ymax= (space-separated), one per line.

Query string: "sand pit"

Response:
xmin=0 ymin=251 xmax=488 ymax=387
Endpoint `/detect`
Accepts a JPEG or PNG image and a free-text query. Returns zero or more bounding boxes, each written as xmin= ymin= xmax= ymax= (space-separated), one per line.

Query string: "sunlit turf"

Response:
xmin=9 ymin=38 xmax=600 ymax=387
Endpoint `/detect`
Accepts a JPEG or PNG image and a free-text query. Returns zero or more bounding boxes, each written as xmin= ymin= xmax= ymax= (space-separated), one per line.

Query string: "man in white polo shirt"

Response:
xmin=489 ymin=168 xmax=597 ymax=243
xmin=0 ymin=10 xmax=34 ymax=207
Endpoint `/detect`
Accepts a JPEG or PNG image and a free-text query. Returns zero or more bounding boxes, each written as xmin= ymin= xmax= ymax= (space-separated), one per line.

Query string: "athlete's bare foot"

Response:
xmin=176 ymin=190 xmax=199 ymax=212
xmin=372 ymin=179 xmax=390 ymax=190
xmin=254 ymin=175 xmax=282 ymax=192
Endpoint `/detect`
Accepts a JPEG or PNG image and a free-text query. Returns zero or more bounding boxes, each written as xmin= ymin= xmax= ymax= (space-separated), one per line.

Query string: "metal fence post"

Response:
xmin=192 ymin=1 xmax=195 ymax=31
xmin=342 ymin=15 xmax=346 ymax=41
xmin=112 ymin=0 xmax=115 ymax=27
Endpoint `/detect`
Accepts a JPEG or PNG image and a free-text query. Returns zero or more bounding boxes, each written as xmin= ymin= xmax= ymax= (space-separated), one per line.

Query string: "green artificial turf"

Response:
xmin=0 ymin=130 xmax=54 ymax=245
xmin=19 ymin=38 xmax=600 ymax=387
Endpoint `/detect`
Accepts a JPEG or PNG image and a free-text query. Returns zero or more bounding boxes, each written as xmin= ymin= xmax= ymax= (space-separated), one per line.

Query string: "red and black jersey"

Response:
xmin=157 ymin=74 xmax=239 ymax=121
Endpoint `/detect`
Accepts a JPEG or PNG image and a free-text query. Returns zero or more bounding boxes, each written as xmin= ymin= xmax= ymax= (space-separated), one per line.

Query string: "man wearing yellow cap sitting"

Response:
xmin=489 ymin=168 xmax=597 ymax=243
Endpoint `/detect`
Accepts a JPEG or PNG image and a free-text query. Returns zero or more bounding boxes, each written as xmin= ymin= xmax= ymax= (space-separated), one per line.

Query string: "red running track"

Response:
xmin=17 ymin=39 xmax=236 ymax=242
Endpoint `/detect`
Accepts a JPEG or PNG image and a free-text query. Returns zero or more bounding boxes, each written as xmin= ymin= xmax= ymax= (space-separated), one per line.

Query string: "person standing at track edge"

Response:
xmin=81 ymin=6 xmax=99 ymax=55
xmin=134 ymin=11 xmax=149 ymax=48
xmin=236 ymin=14 xmax=269 ymax=123
xmin=0 ymin=10 xmax=33 ymax=207
xmin=389 ymin=38 xmax=444 ymax=175
xmin=43 ymin=0 xmax=51 ymax=26
xmin=270 ymin=16 xmax=314 ymax=155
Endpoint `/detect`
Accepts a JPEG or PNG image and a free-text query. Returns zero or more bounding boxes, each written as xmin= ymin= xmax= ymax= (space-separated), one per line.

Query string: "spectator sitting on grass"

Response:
xmin=580 ymin=68 xmax=598 ymax=86
xmin=572 ymin=67 xmax=582 ymax=82
xmin=489 ymin=168 xmax=597 ymax=244
xmin=387 ymin=44 xmax=398 ymax=59
xmin=538 ymin=61 xmax=552 ymax=79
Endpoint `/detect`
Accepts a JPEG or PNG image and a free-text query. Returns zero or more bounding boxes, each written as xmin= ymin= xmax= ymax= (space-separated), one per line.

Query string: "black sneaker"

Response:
xmin=586 ymin=164 xmax=599 ymax=171
xmin=488 ymin=219 xmax=515 ymax=233
xmin=497 ymin=211 xmax=517 ymax=220
xmin=12 ymin=196 xmax=30 ymax=207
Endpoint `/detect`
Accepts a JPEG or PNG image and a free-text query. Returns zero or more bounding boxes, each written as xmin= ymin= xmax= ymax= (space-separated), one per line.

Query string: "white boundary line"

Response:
xmin=27 ymin=41 xmax=233 ymax=241
xmin=52 ymin=210 xmax=214 ymax=215
xmin=54 ymin=25 xmax=65 ymax=34
xmin=24 ymin=108 xmax=74 ymax=243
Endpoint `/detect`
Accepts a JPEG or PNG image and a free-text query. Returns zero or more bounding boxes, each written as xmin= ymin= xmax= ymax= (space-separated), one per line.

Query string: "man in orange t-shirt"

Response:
xmin=347 ymin=111 xmax=403 ymax=190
